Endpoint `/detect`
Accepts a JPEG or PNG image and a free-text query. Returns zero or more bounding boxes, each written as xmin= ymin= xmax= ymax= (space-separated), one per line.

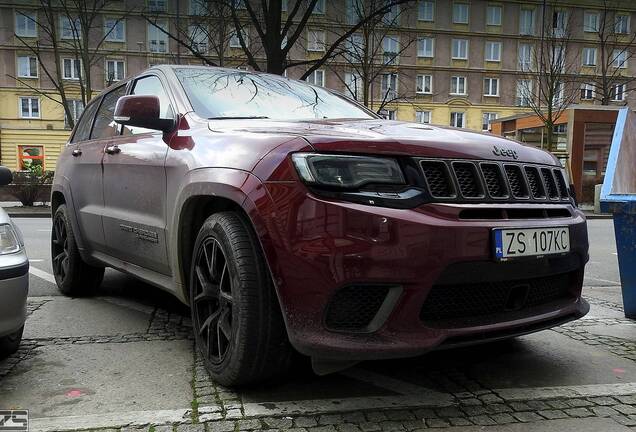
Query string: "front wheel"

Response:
xmin=189 ymin=212 xmax=292 ymax=386
xmin=0 ymin=326 xmax=23 ymax=359
xmin=51 ymin=204 xmax=104 ymax=296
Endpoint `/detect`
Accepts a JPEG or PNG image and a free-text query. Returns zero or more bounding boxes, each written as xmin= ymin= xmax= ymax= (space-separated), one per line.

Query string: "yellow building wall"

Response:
xmin=0 ymin=87 xmax=71 ymax=171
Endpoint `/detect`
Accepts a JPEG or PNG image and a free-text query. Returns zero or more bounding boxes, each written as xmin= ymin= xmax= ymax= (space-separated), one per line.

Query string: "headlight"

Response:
xmin=292 ymin=153 xmax=405 ymax=189
xmin=0 ymin=223 xmax=22 ymax=255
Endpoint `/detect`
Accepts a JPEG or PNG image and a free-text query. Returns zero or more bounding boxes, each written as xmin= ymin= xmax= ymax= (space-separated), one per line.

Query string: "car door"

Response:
xmin=101 ymin=74 xmax=173 ymax=275
xmin=65 ymin=97 xmax=108 ymax=253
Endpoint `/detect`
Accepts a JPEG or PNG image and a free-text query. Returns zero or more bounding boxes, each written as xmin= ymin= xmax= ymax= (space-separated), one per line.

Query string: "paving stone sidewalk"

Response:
xmin=1 ymin=290 xmax=635 ymax=432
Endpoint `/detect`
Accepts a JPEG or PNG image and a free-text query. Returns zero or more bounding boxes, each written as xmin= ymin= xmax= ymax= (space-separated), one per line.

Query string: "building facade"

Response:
xmin=0 ymin=0 xmax=635 ymax=171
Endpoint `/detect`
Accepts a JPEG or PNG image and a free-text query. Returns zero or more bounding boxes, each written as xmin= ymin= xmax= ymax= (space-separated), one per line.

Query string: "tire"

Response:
xmin=51 ymin=204 xmax=104 ymax=296
xmin=0 ymin=326 xmax=23 ymax=359
xmin=189 ymin=211 xmax=293 ymax=386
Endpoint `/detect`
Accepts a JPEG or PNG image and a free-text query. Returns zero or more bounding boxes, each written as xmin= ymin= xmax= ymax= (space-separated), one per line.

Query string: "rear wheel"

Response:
xmin=189 ymin=211 xmax=292 ymax=386
xmin=0 ymin=326 xmax=23 ymax=359
xmin=51 ymin=204 xmax=104 ymax=296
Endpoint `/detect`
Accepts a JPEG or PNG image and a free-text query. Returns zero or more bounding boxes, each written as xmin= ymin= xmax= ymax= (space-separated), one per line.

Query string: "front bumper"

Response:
xmin=0 ymin=251 xmax=29 ymax=337
xmin=262 ymin=184 xmax=589 ymax=361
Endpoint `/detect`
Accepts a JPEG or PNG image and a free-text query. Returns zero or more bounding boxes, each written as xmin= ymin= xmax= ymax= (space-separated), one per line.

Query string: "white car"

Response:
xmin=0 ymin=166 xmax=29 ymax=358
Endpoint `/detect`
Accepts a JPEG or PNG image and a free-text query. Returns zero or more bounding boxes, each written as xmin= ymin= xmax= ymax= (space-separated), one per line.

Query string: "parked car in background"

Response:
xmin=52 ymin=66 xmax=589 ymax=386
xmin=0 ymin=166 xmax=29 ymax=358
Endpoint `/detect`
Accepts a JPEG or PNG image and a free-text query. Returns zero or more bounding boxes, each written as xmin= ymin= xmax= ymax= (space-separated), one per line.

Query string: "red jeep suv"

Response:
xmin=52 ymin=66 xmax=589 ymax=385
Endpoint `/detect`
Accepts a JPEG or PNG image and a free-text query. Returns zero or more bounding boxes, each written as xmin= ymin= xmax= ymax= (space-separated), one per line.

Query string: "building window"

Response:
xmin=516 ymin=79 xmax=533 ymax=106
xmin=344 ymin=72 xmax=362 ymax=100
xmin=345 ymin=33 xmax=363 ymax=62
xmin=552 ymin=10 xmax=568 ymax=37
xmin=60 ymin=16 xmax=81 ymax=40
xmin=483 ymin=77 xmax=499 ymax=96
xmin=381 ymin=110 xmax=396 ymax=120
xmin=452 ymin=2 xmax=469 ymax=24
xmin=17 ymin=56 xmax=38 ymax=78
xmin=383 ymin=36 xmax=399 ymax=65
xmin=416 ymin=110 xmax=431 ymax=124
xmin=519 ymin=8 xmax=535 ymax=35
xmin=417 ymin=37 xmax=434 ymax=58
xmin=346 ymin=0 xmax=363 ymax=25
xmin=485 ymin=41 xmax=501 ymax=61
xmin=418 ymin=0 xmax=434 ymax=21
xmin=307 ymin=30 xmax=325 ymax=52
xmin=63 ymin=58 xmax=81 ymax=80
xmin=383 ymin=4 xmax=400 ymax=25
xmin=610 ymin=83 xmax=626 ymax=101
xmin=148 ymin=0 xmax=167 ymax=12
xmin=580 ymin=83 xmax=595 ymax=100
xmin=18 ymin=145 xmax=44 ymax=170
xmin=15 ymin=11 xmax=37 ymax=37
xmin=104 ymin=18 xmax=125 ymax=42
xmin=189 ymin=25 xmax=208 ymax=53
xmin=416 ymin=74 xmax=432 ymax=94
xmin=582 ymin=47 xmax=597 ymax=66
xmin=229 ymin=28 xmax=248 ymax=48
xmin=450 ymin=111 xmax=465 ymax=128
xmin=305 ymin=70 xmax=324 ymax=87
xmin=189 ymin=0 xmax=206 ymax=15
xmin=612 ymin=49 xmax=628 ymax=68
xmin=615 ymin=14 xmax=630 ymax=34
xmin=65 ymin=100 xmax=84 ymax=129
xmin=482 ymin=112 xmax=497 ymax=131
xmin=583 ymin=150 xmax=598 ymax=176
xmin=584 ymin=11 xmax=599 ymax=32
xmin=486 ymin=5 xmax=502 ymax=26
xmin=148 ymin=20 xmax=168 ymax=53
xmin=450 ymin=76 xmax=466 ymax=95
xmin=451 ymin=39 xmax=468 ymax=59
xmin=106 ymin=60 xmax=125 ymax=82
xmin=518 ymin=43 xmax=533 ymax=71
xmin=381 ymin=73 xmax=398 ymax=100
xmin=312 ymin=0 xmax=325 ymax=14
xmin=19 ymin=97 xmax=40 ymax=118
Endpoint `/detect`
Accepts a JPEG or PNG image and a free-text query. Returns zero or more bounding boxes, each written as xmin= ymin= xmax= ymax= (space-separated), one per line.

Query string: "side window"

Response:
xmin=90 ymin=85 xmax=127 ymax=140
xmin=71 ymin=100 xmax=99 ymax=143
xmin=123 ymin=75 xmax=174 ymax=135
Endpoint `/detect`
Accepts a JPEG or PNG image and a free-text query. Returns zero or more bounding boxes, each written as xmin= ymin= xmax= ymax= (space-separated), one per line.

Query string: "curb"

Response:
xmin=584 ymin=214 xmax=613 ymax=220
xmin=6 ymin=212 xmax=51 ymax=218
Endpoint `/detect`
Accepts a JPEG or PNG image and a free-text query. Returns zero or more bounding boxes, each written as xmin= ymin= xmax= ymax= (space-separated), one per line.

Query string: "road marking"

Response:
xmin=29 ymin=259 xmax=44 ymax=262
xmin=495 ymin=382 xmax=636 ymax=401
xmin=37 ymin=229 xmax=51 ymax=232
xmin=340 ymin=368 xmax=439 ymax=396
xmin=585 ymin=276 xmax=621 ymax=285
xmin=612 ymin=252 xmax=618 ymax=255
xmin=29 ymin=266 xmax=56 ymax=284
xmin=30 ymin=408 xmax=191 ymax=432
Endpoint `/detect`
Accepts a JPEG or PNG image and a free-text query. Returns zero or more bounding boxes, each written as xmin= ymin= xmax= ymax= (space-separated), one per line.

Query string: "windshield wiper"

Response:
xmin=208 ymin=116 xmax=270 ymax=120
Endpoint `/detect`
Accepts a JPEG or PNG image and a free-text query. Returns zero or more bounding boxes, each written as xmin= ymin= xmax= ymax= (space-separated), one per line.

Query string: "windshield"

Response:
xmin=174 ymin=68 xmax=374 ymax=121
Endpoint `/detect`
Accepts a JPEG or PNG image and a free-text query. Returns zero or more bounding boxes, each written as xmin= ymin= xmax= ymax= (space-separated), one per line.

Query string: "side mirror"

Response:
xmin=114 ymin=95 xmax=175 ymax=133
xmin=0 ymin=166 xmax=12 ymax=186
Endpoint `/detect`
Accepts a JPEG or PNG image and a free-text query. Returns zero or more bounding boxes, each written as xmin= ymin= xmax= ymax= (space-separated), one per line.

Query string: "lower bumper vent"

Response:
xmin=420 ymin=272 xmax=574 ymax=325
xmin=325 ymin=285 xmax=392 ymax=332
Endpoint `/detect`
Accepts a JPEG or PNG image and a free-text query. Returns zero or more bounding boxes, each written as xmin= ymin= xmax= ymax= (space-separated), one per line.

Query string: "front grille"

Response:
xmin=325 ymin=285 xmax=389 ymax=332
xmin=420 ymin=272 xmax=574 ymax=325
xmin=453 ymin=162 xmax=483 ymax=198
xmin=481 ymin=163 xmax=508 ymax=198
xmin=418 ymin=160 xmax=570 ymax=204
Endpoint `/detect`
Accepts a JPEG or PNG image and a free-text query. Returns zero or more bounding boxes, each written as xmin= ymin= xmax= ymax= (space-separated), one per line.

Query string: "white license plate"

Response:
xmin=494 ymin=227 xmax=570 ymax=260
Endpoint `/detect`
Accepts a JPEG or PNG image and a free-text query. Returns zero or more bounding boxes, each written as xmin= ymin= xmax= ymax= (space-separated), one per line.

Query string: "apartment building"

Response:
xmin=0 ymin=0 xmax=634 ymax=171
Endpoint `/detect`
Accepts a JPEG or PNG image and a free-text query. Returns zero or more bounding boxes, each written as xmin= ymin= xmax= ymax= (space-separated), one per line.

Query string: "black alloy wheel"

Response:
xmin=192 ymin=237 xmax=234 ymax=364
xmin=51 ymin=213 xmax=69 ymax=283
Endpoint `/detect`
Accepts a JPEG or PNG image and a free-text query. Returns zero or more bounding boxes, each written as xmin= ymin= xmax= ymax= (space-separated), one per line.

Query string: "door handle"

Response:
xmin=105 ymin=145 xmax=121 ymax=155
xmin=71 ymin=149 xmax=82 ymax=157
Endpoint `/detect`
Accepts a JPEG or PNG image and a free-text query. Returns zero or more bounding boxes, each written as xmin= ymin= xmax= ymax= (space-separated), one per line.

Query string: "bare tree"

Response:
xmin=329 ymin=0 xmax=416 ymax=114
xmin=586 ymin=0 xmax=636 ymax=105
xmin=518 ymin=9 xmax=579 ymax=151
xmin=10 ymin=0 xmax=129 ymax=129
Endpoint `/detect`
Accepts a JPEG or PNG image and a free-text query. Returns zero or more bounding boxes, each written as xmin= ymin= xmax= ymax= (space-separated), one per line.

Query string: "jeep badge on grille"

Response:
xmin=492 ymin=145 xmax=518 ymax=159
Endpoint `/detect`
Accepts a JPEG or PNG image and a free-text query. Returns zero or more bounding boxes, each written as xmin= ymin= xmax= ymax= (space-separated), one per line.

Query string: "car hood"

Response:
xmin=208 ymin=118 xmax=558 ymax=166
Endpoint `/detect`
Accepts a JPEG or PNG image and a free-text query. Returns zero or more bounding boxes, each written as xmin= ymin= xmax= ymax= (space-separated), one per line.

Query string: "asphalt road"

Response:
xmin=16 ymin=217 xmax=622 ymax=299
